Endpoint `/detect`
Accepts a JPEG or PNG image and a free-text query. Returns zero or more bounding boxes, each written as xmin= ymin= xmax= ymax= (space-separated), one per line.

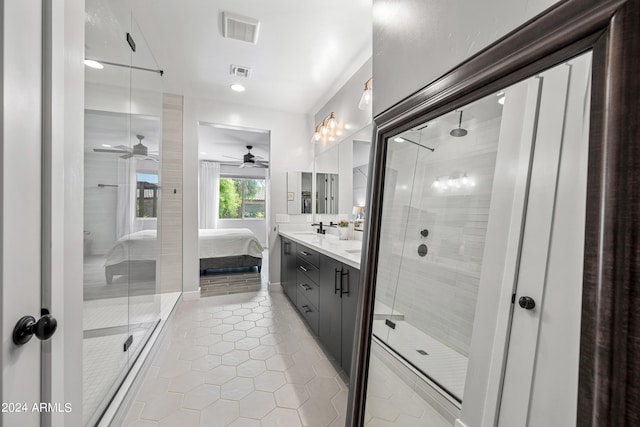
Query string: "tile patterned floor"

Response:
xmin=121 ymin=286 xmax=349 ymax=427
xmin=364 ymin=354 xmax=451 ymax=427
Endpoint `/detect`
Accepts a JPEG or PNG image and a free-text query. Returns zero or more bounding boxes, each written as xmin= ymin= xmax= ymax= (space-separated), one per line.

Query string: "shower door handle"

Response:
xmin=518 ymin=296 xmax=536 ymax=310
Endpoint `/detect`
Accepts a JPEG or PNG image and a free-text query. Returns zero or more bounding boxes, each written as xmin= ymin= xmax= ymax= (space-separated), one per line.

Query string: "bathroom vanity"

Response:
xmin=279 ymin=229 xmax=362 ymax=375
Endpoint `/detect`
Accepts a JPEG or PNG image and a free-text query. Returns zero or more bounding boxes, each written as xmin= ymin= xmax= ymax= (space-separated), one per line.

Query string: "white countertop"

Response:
xmin=279 ymin=229 xmax=363 ymax=269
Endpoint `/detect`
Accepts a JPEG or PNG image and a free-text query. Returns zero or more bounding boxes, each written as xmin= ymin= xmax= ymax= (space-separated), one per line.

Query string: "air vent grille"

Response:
xmin=230 ymin=64 xmax=251 ymax=78
xmin=223 ymin=12 xmax=260 ymax=44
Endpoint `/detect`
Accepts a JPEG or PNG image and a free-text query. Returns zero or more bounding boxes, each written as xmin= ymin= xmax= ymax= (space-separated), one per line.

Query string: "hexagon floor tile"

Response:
xmin=123 ymin=275 xmax=446 ymax=427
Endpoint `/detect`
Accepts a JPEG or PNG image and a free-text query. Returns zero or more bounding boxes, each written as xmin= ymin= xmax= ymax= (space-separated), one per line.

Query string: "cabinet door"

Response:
xmin=341 ymin=264 xmax=360 ymax=376
xmin=281 ymin=239 xmax=289 ymax=297
xmin=286 ymin=241 xmax=298 ymax=303
xmin=319 ymin=254 xmax=343 ymax=364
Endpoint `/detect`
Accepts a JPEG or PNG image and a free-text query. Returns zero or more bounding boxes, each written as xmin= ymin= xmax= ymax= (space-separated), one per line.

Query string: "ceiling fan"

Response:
xmin=93 ymin=134 xmax=159 ymax=162
xmin=223 ymin=145 xmax=268 ymax=168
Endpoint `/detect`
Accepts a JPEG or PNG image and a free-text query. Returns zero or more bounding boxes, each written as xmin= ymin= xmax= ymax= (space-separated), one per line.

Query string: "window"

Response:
xmin=136 ymin=173 xmax=158 ymax=218
xmin=219 ymin=177 xmax=266 ymax=219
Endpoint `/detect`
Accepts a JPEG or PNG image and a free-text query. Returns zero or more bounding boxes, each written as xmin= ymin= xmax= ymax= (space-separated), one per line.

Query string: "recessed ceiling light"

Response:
xmin=84 ymin=59 xmax=104 ymax=69
xmin=101 ymin=144 xmax=112 ymax=148
xmin=230 ymin=84 xmax=245 ymax=92
xmin=498 ymin=96 xmax=505 ymax=105
xmin=394 ymin=137 xmax=405 ymax=143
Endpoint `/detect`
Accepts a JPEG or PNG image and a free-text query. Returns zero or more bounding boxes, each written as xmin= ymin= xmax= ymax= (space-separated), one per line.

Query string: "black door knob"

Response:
xmin=518 ymin=296 xmax=536 ymax=310
xmin=13 ymin=313 xmax=58 ymax=346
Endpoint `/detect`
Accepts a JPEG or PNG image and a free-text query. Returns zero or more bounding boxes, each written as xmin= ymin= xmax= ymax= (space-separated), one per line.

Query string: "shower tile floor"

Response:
xmin=372 ymin=319 xmax=468 ymax=401
xmin=83 ymin=284 xmax=180 ymax=425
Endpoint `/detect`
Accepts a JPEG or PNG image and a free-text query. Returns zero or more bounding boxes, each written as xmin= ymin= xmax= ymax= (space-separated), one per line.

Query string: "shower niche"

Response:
xmin=364 ymin=51 xmax=592 ymax=426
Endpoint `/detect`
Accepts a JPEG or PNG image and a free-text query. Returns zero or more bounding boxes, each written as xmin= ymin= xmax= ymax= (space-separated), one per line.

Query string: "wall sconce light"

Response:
xmin=358 ymin=77 xmax=373 ymax=110
xmin=311 ymin=112 xmax=338 ymax=143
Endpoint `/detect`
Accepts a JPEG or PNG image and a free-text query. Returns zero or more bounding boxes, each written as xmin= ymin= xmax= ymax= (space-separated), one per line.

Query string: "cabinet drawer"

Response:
xmin=296 ymin=244 xmax=319 ymax=268
xmin=296 ymin=289 xmax=319 ymax=335
xmin=296 ymin=270 xmax=319 ymax=309
xmin=296 ymin=258 xmax=319 ymax=285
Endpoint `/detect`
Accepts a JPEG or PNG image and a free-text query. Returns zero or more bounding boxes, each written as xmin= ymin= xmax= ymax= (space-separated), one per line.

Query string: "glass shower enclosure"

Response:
xmin=83 ymin=1 xmax=163 ymax=424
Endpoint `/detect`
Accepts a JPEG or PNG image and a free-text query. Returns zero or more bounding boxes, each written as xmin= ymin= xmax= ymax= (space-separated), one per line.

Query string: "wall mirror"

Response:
xmin=349 ymin=125 xmax=372 ymax=226
xmin=315 ymin=144 xmax=340 ymax=214
xmin=360 ymin=50 xmax=592 ymax=426
xmin=286 ymin=171 xmax=313 ymax=214
xmin=349 ymin=1 xmax=640 ymax=426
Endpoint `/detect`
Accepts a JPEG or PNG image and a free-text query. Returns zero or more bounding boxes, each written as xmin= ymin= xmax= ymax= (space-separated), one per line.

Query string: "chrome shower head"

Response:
xmin=450 ymin=111 xmax=468 ymax=137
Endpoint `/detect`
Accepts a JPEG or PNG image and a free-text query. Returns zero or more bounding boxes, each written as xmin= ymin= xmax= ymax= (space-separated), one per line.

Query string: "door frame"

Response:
xmin=42 ymin=1 xmax=85 ymax=426
xmin=347 ymin=0 xmax=640 ymax=425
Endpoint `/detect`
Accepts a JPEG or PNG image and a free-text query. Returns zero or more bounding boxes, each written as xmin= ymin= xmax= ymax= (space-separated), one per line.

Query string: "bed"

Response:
xmin=104 ymin=228 xmax=264 ymax=283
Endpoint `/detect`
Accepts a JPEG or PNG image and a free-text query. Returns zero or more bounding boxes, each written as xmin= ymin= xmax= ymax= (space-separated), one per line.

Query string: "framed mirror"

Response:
xmin=347 ymin=1 xmax=640 ymax=426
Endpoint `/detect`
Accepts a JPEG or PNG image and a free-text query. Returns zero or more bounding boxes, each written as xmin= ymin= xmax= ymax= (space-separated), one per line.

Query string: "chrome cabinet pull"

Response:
xmin=299 ymin=265 xmax=308 ymax=272
xmin=300 ymin=251 xmax=311 ymax=256
xmin=299 ymin=283 xmax=311 ymax=291
xmin=301 ymin=304 xmax=312 ymax=313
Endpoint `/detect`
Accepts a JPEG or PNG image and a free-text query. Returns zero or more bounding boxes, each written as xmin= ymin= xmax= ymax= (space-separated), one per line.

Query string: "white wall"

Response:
xmin=83 ymin=152 xmax=118 ymax=254
xmin=183 ymin=97 xmax=314 ymax=295
xmin=372 ymin=0 xmax=559 ymax=116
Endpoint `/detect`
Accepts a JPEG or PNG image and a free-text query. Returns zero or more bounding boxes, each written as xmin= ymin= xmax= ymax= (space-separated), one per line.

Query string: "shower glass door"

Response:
xmin=371 ymin=76 xmax=543 ymax=404
xmin=125 ymin=16 xmax=162 ymax=367
xmin=83 ymin=2 xmax=162 ymax=425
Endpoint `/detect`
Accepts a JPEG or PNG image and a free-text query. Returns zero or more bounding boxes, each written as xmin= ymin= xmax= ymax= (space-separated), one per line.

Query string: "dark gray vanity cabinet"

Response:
xmin=319 ymin=255 xmax=343 ymax=365
xmin=281 ymin=238 xmax=297 ymax=303
xmin=340 ymin=263 xmax=360 ymax=376
xmin=319 ymin=254 xmax=360 ymax=376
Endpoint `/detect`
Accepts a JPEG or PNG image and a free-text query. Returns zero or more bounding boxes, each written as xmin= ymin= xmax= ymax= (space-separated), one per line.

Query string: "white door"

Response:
xmin=1 ymin=1 xmax=44 ymax=426
xmin=498 ymin=52 xmax=592 ymax=426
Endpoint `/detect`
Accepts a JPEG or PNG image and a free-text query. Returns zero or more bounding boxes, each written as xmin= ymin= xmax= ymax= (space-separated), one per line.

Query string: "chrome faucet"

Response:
xmin=311 ymin=221 xmax=325 ymax=234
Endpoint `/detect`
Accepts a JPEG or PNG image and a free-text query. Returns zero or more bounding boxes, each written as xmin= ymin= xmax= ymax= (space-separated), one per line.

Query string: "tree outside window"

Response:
xmin=219 ymin=177 xmax=265 ymax=219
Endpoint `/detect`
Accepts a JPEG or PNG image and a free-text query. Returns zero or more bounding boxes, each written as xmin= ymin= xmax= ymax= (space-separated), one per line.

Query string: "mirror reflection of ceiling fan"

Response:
xmin=93 ymin=134 xmax=159 ymax=162
xmin=224 ymin=145 xmax=269 ymax=168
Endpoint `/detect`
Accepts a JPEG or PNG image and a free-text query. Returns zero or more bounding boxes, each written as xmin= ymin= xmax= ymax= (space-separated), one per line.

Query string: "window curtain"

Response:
xmin=199 ymin=160 xmax=220 ymax=229
xmin=116 ymin=157 xmax=137 ymax=238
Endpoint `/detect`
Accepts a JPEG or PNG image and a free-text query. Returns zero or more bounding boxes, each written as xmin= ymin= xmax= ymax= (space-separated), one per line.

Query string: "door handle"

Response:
xmin=13 ymin=309 xmax=58 ymax=345
xmin=518 ymin=296 xmax=536 ymax=310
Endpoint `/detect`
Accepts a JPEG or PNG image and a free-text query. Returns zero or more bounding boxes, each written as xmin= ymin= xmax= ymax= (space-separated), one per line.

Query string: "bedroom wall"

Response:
xmin=183 ymin=97 xmax=314 ymax=296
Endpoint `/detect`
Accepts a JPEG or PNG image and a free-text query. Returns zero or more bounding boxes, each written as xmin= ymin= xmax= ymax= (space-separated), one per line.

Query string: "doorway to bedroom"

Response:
xmin=197 ymin=122 xmax=271 ymax=297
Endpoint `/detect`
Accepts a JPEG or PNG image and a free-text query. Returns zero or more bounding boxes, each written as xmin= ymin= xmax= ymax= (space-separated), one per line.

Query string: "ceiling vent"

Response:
xmin=230 ymin=64 xmax=252 ymax=78
xmin=222 ymin=12 xmax=260 ymax=44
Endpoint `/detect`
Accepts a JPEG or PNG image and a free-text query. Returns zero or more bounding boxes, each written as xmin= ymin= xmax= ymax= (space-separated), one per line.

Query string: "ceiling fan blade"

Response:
xmin=114 ymin=145 xmax=130 ymax=151
xmin=93 ymin=148 xmax=128 ymax=154
xmin=120 ymin=153 xmax=134 ymax=159
xmin=223 ymin=155 xmax=242 ymax=160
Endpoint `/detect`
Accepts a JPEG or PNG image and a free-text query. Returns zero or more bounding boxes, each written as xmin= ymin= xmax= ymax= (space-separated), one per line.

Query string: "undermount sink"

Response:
xmin=292 ymin=232 xmax=319 ymax=236
xmin=345 ymin=249 xmax=362 ymax=254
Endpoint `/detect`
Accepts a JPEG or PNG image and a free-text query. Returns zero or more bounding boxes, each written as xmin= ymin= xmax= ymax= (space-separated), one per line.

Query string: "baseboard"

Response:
xmin=182 ymin=290 xmax=200 ymax=301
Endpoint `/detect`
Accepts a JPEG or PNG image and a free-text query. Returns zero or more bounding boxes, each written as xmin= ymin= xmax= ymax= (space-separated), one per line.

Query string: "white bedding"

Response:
xmin=104 ymin=228 xmax=264 ymax=267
